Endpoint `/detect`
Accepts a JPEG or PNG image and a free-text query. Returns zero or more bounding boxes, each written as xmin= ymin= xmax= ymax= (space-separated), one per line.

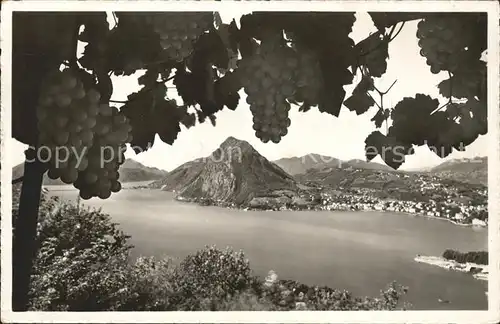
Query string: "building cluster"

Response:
xmin=317 ymin=174 xmax=488 ymax=226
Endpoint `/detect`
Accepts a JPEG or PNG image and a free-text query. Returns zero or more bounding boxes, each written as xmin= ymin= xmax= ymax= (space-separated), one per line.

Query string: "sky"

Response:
xmin=9 ymin=11 xmax=488 ymax=171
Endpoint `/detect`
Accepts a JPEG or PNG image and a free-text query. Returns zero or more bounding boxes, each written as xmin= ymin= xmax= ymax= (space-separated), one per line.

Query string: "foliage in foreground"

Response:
xmin=25 ymin=196 xmax=410 ymax=311
xmin=442 ymin=249 xmax=488 ymax=265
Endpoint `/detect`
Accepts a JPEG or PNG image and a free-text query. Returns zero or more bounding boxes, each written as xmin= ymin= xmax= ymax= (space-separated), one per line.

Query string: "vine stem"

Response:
xmin=381 ymin=79 xmax=398 ymax=95
xmin=109 ymin=75 xmax=176 ymax=105
xmin=431 ymin=72 xmax=454 ymax=115
xmin=13 ymin=149 xmax=48 ymax=310
xmin=12 ymin=176 xmax=24 ymax=184
xmin=389 ymin=22 xmax=406 ymax=42
xmin=366 ymin=91 xmax=382 ymax=110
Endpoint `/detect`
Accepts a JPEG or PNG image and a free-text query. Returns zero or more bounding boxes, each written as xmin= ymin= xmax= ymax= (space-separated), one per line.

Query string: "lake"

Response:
xmin=46 ymin=184 xmax=488 ymax=310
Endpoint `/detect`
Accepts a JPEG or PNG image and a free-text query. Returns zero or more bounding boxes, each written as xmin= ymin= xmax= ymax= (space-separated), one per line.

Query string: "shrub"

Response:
xmin=117 ymin=256 xmax=177 ymax=311
xmin=166 ymin=245 xmax=256 ymax=310
xmin=28 ymin=199 xmax=135 ymax=310
xmin=260 ymin=276 xmax=410 ymax=311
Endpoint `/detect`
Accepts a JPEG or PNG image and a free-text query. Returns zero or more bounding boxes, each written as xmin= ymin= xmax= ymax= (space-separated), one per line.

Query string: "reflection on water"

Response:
xmin=47 ymin=185 xmax=488 ymax=310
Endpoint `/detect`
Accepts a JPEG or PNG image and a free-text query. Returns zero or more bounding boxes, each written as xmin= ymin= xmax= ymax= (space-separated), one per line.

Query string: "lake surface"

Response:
xmin=46 ymin=185 xmax=488 ymax=310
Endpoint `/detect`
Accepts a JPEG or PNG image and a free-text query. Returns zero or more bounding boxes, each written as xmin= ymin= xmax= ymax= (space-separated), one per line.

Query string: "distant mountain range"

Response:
xmin=10 ymin=139 xmax=486 ymax=199
xmin=273 ymin=155 xmax=393 ymax=175
xmin=429 ymin=157 xmax=487 ymax=185
xmin=148 ymin=137 xmax=487 ymax=206
xmin=12 ymin=159 xmax=168 ymax=185
xmin=274 ymin=154 xmax=487 ymax=186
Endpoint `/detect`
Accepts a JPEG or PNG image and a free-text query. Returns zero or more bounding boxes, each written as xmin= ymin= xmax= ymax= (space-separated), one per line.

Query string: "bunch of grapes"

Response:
xmin=238 ymin=44 xmax=296 ymax=143
xmin=37 ymin=69 xmax=101 ymax=184
xmin=416 ymin=15 xmax=476 ymax=74
xmin=147 ymin=12 xmax=214 ymax=62
xmin=36 ymin=68 xmax=133 ymax=199
xmin=75 ymin=144 xmax=125 ymax=200
xmin=75 ymin=107 xmax=132 ymax=200
xmin=363 ymin=34 xmax=388 ymax=78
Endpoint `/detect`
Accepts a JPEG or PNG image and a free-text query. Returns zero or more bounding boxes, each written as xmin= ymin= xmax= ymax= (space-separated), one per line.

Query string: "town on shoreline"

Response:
xmin=173 ymin=187 xmax=488 ymax=228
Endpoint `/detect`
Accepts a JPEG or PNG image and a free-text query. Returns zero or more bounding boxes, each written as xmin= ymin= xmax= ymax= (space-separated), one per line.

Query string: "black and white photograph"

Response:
xmin=1 ymin=1 xmax=499 ymax=323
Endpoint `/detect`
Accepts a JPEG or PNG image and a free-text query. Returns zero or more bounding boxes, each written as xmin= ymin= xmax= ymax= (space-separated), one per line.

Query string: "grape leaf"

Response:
xmin=354 ymin=32 xmax=389 ymax=78
xmin=354 ymin=75 xmax=375 ymax=94
xmin=343 ymin=92 xmax=375 ymax=115
xmin=208 ymin=114 xmax=217 ymax=127
xmin=317 ymin=54 xmax=351 ymax=117
xmin=318 ymin=87 xmax=346 ymax=117
xmin=196 ymin=30 xmax=230 ymax=70
xmin=214 ymin=71 xmax=241 ymax=111
xmin=438 ymin=62 xmax=486 ymax=99
xmin=227 ymin=19 xmax=240 ymax=53
xmin=154 ymin=99 xmax=181 ymax=145
xmin=299 ymin=103 xmax=312 ymax=113
xmin=364 ymin=131 xmax=412 ymax=169
xmin=371 ymin=109 xmax=390 ymax=128
xmin=173 ymin=69 xmax=197 ymax=107
xmin=120 ymin=83 xmax=181 ymax=151
xmin=79 ymin=13 xmax=109 ymax=43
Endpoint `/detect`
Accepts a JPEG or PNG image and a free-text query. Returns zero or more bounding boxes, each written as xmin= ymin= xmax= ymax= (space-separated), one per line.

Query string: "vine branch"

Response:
xmin=108 ymin=75 xmax=176 ymax=105
xmin=12 ymin=176 xmax=24 ymax=184
xmin=389 ymin=22 xmax=406 ymax=42
xmin=431 ymin=72 xmax=453 ymax=115
xmin=380 ymin=79 xmax=398 ymax=95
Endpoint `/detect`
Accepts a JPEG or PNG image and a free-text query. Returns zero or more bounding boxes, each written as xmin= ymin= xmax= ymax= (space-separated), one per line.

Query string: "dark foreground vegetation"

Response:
xmin=442 ymin=249 xmax=488 ymax=265
xmin=11 ymin=187 xmax=410 ymax=311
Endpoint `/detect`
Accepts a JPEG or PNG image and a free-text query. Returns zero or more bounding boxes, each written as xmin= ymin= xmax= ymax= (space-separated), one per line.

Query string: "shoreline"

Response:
xmin=44 ymin=185 xmax=487 ymax=229
xmin=414 ymin=255 xmax=488 ymax=281
xmin=173 ymin=193 xmax=487 ymax=229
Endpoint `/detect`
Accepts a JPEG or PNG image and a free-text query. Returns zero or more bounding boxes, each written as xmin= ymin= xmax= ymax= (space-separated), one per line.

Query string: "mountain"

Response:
xmin=150 ymin=136 xmax=299 ymax=205
xmin=12 ymin=158 xmax=168 ymax=185
xmin=430 ymin=157 xmax=487 ymax=185
xmin=118 ymin=159 xmax=169 ymax=183
xmin=273 ymin=155 xmax=393 ymax=175
xmin=344 ymin=159 xmax=394 ymax=172
xmin=273 ymin=154 xmax=342 ymax=175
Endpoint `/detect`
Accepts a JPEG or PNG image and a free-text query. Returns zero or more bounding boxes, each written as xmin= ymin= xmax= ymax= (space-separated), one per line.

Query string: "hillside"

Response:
xmin=273 ymin=154 xmax=342 ymax=175
xmin=12 ymin=158 xmax=168 ymax=185
xmin=430 ymin=157 xmax=487 ymax=185
xmin=118 ymin=159 xmax=169 ymax=182
xmin=273 ymin=155 xmax=393 ymax=175
xmin=151 ymin=136 xmax=299 ymax=205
